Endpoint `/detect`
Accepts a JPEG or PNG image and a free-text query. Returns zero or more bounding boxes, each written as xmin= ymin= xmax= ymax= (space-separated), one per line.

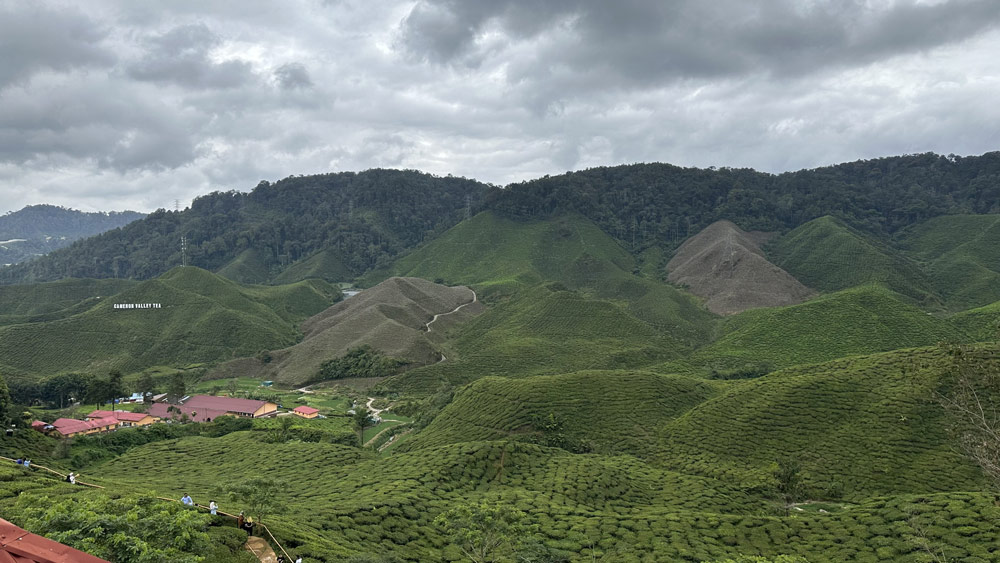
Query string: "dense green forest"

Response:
xmin=488 ymin=152 xmax=1000 ymax=250
xmin=3 ymin=152 xmax=1000 ymax=285
xmin=1 ymin=170 xmax=488 ymax=284
xmin=0 ymin=205 xmax=144 ymax=266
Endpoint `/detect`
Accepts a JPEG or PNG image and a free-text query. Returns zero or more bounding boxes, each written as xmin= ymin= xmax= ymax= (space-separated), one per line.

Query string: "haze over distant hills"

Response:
xmin=0 ymin=205 xmax=144 ymax=266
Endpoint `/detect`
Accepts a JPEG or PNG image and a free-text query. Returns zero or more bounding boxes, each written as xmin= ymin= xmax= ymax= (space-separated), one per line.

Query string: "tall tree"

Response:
xmin=938 ymin=343 xmax=1000 ymax=489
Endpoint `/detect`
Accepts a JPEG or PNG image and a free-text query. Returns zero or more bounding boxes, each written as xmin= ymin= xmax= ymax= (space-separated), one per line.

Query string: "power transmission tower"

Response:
xmin=181 ymin=235 xmax=189 ymax=266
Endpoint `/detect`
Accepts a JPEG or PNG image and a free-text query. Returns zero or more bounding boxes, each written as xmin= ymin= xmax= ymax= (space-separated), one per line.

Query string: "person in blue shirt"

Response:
xmin=181 ymin=494 xmax=193 ymax=506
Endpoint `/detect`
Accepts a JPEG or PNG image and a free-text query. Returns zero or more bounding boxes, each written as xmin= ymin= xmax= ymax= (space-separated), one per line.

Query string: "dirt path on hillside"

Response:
xmin=425 ymin=288 xmax=477 ymax=332
xmin=244 ymin=536 xmax=277 ymax=562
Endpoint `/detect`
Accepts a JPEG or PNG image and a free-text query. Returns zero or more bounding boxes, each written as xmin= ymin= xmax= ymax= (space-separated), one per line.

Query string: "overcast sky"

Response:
xmin=1 ymin=0 xmax=999 ymax=214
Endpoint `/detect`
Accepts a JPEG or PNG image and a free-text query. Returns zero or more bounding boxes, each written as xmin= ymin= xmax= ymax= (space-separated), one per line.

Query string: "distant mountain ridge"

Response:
xmin=0 ymin=204 xmax=144 ymax=266
xmin=3 ymin=151 xmax=1000 ymax=286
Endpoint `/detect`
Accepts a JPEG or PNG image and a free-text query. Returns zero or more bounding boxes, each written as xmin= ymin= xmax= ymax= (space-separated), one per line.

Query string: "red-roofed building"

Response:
xmin=147 ymin=403 xmax=229 ymax=423
xmin=147 ymin=395 xmax=277 ymax=423
xmin=0 ymin=517 xmax=109 ymax=563
xmin=181 ymin=395 xmax=277 ymax=418
xmin=292 ymin=406 xmax=319 ymax=419
xmin=86 ymin=411 xmax=157 ymax=427
xmin=49 ymin=417 xmax=119 ymax=438
xmin=30 ymin=420 xmax=49 ymax=432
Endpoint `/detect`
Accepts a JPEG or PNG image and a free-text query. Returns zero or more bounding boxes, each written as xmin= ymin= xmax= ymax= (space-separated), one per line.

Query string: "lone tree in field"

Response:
xmin=353 ymin=407 xmax=376 ymax=446
xmin=938 ymin=343 xmax=1000 ymax=489
xmin=224 ymin=476 xmax=288 ymax=526
xmin=433 ymin=500 xmax=534 ymax=563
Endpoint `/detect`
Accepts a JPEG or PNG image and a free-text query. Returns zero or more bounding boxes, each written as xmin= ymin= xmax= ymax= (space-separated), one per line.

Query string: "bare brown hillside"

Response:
xmin=210 ymin=277 xmax=481 ymax=384
xmin=667 ymin=220 xmax=813 ymax=315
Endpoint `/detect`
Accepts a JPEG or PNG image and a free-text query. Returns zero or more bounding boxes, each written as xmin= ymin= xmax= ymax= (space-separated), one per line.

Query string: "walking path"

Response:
xmin=245 ymin=536 xmax=278 ymax=562
xmin=0 ymin=455 xmax=292 ymax=563
xmin=425 ymin=288 xmax=477 ymax=332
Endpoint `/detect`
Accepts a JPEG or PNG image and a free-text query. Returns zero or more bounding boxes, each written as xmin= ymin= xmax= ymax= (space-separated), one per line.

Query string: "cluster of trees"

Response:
xmin=315 ymin=345 xmax=406 ymax=382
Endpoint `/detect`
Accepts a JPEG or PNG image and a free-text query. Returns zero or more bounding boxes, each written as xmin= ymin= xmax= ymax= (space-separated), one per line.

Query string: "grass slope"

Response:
xmin=221 ymin=277 xmax=476 ymax=385
xmin=72 ymin=427 xmax=1000 ymax=562
xmin=659 ymin=346 xmax=985 ymax=499
xmin=271 ymin=248 xmax=354 ymax=285
xmin=682 ymin=285 xmax=965 ymax=373
xmin=0 ymin=267 xmax=338 ymax=378
xmin=376 ymin=212 xmax=713 ymax=341
xmin=951 ymin=299 xmax=1000 ymax=342
xmin=897 ymin=214 xmax=1000 ymax=310
xmin=769 ymin=216 xmax=938 ymax=306
xmin=385 ymin=284 xmax=696 ymax=394
xmin=0 ymin=278 xmax=136 ymax=325
xmin=399 ymin=370 xmax=720 ymax=457
xmin=215 ymin=248 xmax=272 ymax=284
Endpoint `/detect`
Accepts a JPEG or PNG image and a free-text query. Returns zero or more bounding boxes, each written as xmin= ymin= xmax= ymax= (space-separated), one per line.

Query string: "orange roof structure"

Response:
xmin=0 ymin=517 xmax=109 ymax=563
xmin=293 ymin=406 xmax=319 ymax=415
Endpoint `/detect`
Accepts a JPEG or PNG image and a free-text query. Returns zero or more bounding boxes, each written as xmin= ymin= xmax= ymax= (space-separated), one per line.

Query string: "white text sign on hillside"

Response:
xmin=113 ymin=303 xmax=162 ymax=309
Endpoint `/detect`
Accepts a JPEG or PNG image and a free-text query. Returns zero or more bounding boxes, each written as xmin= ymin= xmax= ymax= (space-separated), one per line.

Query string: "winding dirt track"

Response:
xmin=425 ymin=287 xmax=478 ymax=332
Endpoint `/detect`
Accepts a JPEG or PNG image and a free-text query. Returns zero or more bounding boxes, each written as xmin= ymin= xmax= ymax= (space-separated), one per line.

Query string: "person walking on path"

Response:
xmin=295 ymin=557 xmax=302 ymax=563
xmin=67 ymin=472 xmax=76 ymax=484
xmin=237 ymin=511 xmax=245 ymax=530
xmin=23 ymin=459 xmax=30 ymax=469
xmin=181 ymin=494 xmax=193 ymax=506
xmin=209 ymin=500 xmax=217 ymax=515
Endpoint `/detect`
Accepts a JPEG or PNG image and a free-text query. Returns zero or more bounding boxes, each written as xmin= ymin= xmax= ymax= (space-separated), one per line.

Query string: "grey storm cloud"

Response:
xmin=398 ymin=0 xmax=1000 ymax=83
xmin=0 ymin=3 xmax=115 ymax=89
xmin=274 ymin=62 xmax=314 ymax=90
xmin=1 ymin=0 xmax=999 ymax=215
xmin=126 ymin=23 xmax=256 ymax=89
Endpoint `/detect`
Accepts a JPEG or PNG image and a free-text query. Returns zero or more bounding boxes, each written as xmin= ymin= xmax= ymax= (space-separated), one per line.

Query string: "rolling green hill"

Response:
xmin=270 ymin=248 xmax=354 ymax=285
xmin=398 ymin=370 xmax=720 ymax=456
xmin=218 ymin=277 xmax=477 ymax=385
xmin=951 ymin=299 xmax=1000 ymax=342
xmin=680 ymin=285 xmax=964 ymax=373
xmin=384 ymin=283 xmax=702 ymax=394
xmin=659 ymin=346 xmax=985 ymax=499
xmin=379 ymin=212 xmax=713 ymax=337
xmin=215 ymin=248 xmax=272 ymax=284
xmin=897 ymin=214 xmax=1000 ymax=310
xmin=0 ymin=267 xmax=339 ymax=378
xmin=0 ymin=277 xmax=136 ymax=326
xmin=769 ymin=216 xmax=938 ymax=306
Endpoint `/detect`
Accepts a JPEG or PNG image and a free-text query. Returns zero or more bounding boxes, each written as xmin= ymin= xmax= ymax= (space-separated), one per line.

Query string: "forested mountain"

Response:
xmin=0 ymin=170 xmax=489 ymax=284
xmin=488 ymin=152 xmax=1000 ymax=250
xmin=2 ymin=152 xmax=1000 ymax=287
xmin=0 ymin=205 xmax=144 ymax=266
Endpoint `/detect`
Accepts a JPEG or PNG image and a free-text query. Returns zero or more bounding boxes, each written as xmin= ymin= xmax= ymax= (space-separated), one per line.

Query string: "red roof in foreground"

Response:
xmin=30 ymin=421 xmax=47 ymax=430
xmin=0 ymin=517 xmax=109 ymax=563
xmin=86 ymin=411 xmax=149 ymax=422
xmin=50 ymin=417 xmax=118 ymax=436
xmin=293 ymin=406 xmax=319 ymax=415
